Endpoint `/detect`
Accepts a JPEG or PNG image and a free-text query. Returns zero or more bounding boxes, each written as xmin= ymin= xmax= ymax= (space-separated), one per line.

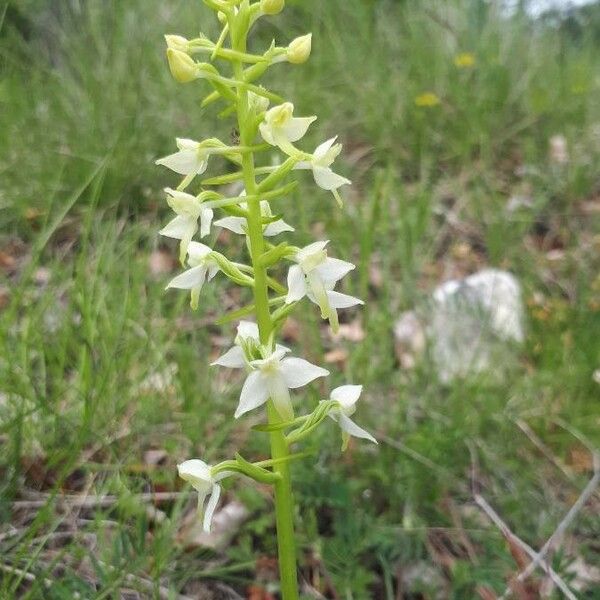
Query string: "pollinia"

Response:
xmin=156 ymin=1 xmax=376 ymax=596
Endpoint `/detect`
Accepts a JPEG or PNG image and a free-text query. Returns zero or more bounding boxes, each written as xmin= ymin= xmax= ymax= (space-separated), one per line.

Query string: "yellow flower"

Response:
xmin=454 ymin=52 xmax=476 ymax=68
xmin=414 ymin=92 xmax=440 ymax=107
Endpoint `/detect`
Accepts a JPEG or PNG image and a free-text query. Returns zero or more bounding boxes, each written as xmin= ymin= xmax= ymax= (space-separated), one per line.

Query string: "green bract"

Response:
xmin=155 ymin=2 xmax=375 ymax=597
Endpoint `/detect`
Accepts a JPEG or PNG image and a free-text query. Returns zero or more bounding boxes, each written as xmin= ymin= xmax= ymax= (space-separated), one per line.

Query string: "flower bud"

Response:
xmin=164 ymin=34 xmax=189 ymax=53
xmin=167 ymin=48 xmax=198 ymax=83
xmin=248 ymin=90 xmax=270 ymax=114
xmin=217 ymin=11 xmax=227 ymax=24
xmin=287 ymin=34 xmax=312 ymax=65
xmin=260 ymin=0 xmax=285 ymax=15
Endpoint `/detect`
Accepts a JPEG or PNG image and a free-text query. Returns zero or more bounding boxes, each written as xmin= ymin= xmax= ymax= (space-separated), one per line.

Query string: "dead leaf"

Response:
xmin=247 ymin=585 xmax=275 ymax=600
xmin=143 ymin=449 xmax=167 ymax=466
xmin=369 ymin=263 xmax=384 ymax=289
xmin=0 ymin=286 xmax=9 ymax=310
xmin=281 ymin=317 xmax=301 ymax=343
xmin=567 ymin=445 xmax=594 ymax=473
xmin=324 ymin=348 xmax=348 ymax=366
xmin=148 ymin=250 xmax=177 ymax=277
xmin=476 ymin=585 xmax=498 ymax=600
xmin=330 ymin=319 xmax=365 ymax=343
xmin=179 ymin=501 xmax=249 ymax=550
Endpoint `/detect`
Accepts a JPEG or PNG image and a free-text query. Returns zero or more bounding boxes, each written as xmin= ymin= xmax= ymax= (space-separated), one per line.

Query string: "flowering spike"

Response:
xmin=156 ymin=4 xmax=370 ymax=596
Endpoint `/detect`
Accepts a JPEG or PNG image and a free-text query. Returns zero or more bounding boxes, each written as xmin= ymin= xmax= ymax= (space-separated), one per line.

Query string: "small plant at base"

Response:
xmin=156 ymin=2 xmax=376 ymax=597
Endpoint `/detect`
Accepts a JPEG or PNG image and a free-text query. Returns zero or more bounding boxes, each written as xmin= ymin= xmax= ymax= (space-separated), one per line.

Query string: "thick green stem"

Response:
xmin=233 ymin=25 xmax=300 ymax=600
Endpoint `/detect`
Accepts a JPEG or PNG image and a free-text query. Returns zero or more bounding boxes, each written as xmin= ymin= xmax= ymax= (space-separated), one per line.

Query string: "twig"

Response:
xmin=468 ymin=442 xmax=576 ymax=600
xmin=474 ymin=494 xmax=577 ymax=600
xmin=514 ymin=419 xmax=575 ymax=482
xmin=499 ymin=428 xmax=600 ymax=598
xmin=97 ymin=560 xmax=194 ymax=600
xmin=12 ymin=491 xmax=190 ymax=510
xmin=378 ymin=434 xmax=463 ymax=485
xmin=0 ymin=563 xmax=54 ymax=591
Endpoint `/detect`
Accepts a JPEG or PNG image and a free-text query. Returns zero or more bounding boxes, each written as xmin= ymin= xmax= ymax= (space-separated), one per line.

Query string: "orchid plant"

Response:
xmin=157 ymin=1 xmax=376 ymax=597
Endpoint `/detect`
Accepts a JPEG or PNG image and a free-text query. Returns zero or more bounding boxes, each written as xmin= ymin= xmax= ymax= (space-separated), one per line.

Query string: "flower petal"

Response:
xmin=295 ymin=240 xmax=329 ymax=263
xmin=167 ymin=265 xmax=207 ymax=290
xmin=211 ymin=346 xmax=246 ymax=369
xmin=159 ymin=215 xmax=196 ymax=240
xmin=156 ymin=150 xmax=205 ymax=175
xmin=214 ymin=216 xmax=247 ymax=235
xmin=331 ymin=385 xmax=363 ymax=409
xmin=235 ymin=371 xmax=270 ymax=418
xmin=313 ymin=166 xmax=351 ymax=191
xmin=282 ymin=116 xmax=317 ymax=142
xmin=259 ymin=122 xmax=275 ymax=146
xmin=203 ymin=483 xmax=221 ymax=533
xmin=337 ymin=413 xmax=377 ymax=444
xmin=313 ymin=137 xmax=338 ymax=162
xmin=326 ymin=290 xmax=364 ymax=309
xmin=177 ymin=459 xmax=212 ymax=491
xmin=237 ymin=320 xmax=260 ymax=341
xmin=279 ymin=357 xmax=329 ymax=389
xmin=264 ymin=219 xmax=294 ymax=236
xmin=316 ymin=258 xmax=355 ymax=286
xmin=199 ymin=207 xmax=214 ymax=238
xmin=266 ymin=373 xmax=294 ymax=421
xmin=286 ymin=265 xmax=307 ymax=303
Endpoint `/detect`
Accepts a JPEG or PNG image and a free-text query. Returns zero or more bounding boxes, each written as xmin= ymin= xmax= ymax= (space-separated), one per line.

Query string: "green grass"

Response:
xmin=1 ymin=0 xmax=600 ymax=597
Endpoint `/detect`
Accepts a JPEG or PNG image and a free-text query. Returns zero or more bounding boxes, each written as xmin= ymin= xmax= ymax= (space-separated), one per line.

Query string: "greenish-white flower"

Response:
xmin=214 ymin=200 xmax=293 ymax=237
xmin=159 ymin=188 xmax=214 ymax=263
xmin=166 ymin=242 xmax=220 ymax=310
xmin=259 ymin=102 xmax=316 ymax=151
xmin=325 ymin=385 xmax=377 ymax=449
xmin=286 ymin=241 xmax=362 ymax=332
xmin=156 ymin=138 xmax=209 ymax=177
xmin=215 ymin=337 xmax=329 ymax=421
xmin=295 ymin=137 xmax=351 ymax=205
xmin=177 ymin=459 xmax=231 ymax=532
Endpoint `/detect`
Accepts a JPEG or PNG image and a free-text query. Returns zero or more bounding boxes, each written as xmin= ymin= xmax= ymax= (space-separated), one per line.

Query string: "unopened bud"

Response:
xmin=287 ymin=34 xmax=312 ymax=65
xmin=217 ymin=11 xmax=227 ymax=24
xmin=167 ymin=48 xmax=199 ymax=83
xmin=164 ymin=35 xmax=189 ymax=53
xmin=260 ymin=0 xmax=285 ymax=15
xmin=248 ymin=90 xmax=270 ymax=114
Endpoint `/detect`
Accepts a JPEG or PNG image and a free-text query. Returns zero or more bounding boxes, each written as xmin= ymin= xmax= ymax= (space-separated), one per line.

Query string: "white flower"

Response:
xmin=214 ymin=200 xmax=293 ymax=237
xmin=178 ymin=459 xmax=231 ymax=533
xmin=215 ymin=340 xmax=329 ymax=421
xmin=325 ymin=385 xmax=377 ymax=449
xmin=211 ymin=320 xmax=264 ymax=369
xmin=166 ymin=242 xmax=220 ymax=310
xmin=295 ymin=137 xmax=351 ymax=206
xmin=156 ymin=138 xmax=209 ymax=177
xmin=259 ymin=102 xmax=316 ymax=151
xmin=286 ymin=241 xmax=362 ymax=332
xmin=159 ymin=188 xmax=214 ymax=263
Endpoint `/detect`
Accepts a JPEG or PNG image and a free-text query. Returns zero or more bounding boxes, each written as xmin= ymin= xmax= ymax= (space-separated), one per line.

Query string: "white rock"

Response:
xmin=429 ymin=269 xmax=525 ymax=382
xmin=393 ymin=270 xmax=525 ymax=380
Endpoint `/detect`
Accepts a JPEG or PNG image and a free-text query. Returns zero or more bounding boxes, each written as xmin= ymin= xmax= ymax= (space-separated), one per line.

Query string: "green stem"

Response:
xmin=232 ymin=23 xmax=300 ymax=600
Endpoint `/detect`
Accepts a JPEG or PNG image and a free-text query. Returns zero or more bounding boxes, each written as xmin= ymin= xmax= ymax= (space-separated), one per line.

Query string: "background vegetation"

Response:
xmin=1 ymin=0 xmax=599 ymax=597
